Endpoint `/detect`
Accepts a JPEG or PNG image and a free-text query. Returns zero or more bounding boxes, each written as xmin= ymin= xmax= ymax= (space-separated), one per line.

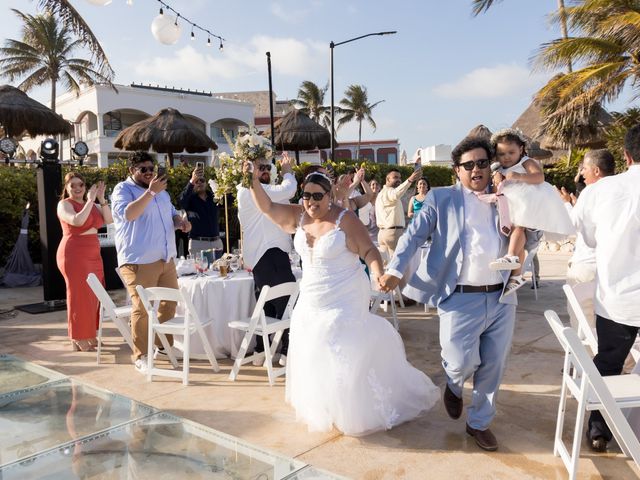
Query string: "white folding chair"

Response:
xmin=370 ymin=290 xmax=399 ymax=330
xmin=521 ymin=245 xmax=539 ymax=300
xmin=86 ymin=273 xmax=134 ymax=365
xmin=136 ymin=285 xmax=220 ymax=385
xmin=563 ymin=284 xmax=598 ymax=355
xmin=544 ymin=310 xmax=640 ymax=479
xmin=228 ymin=282 xmax=299 ymax=386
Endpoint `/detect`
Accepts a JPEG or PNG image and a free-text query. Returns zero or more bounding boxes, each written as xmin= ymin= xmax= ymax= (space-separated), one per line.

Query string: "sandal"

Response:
xmin=501 ymin=275 xmax=527 ymax=298
xmin=489 ymin=255 xmax=521 ymax=271
xmin=71 ymin=339 xmax=96 ymax=352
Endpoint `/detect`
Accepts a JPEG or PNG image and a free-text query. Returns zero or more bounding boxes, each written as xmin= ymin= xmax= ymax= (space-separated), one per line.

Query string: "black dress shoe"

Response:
xmin=466 ymin=424 xmax=498 ymax=451
xmin=586 ymin=431 xmax=608 ymax=452
xmin=443 ymin=384 xmax=463 ymax=419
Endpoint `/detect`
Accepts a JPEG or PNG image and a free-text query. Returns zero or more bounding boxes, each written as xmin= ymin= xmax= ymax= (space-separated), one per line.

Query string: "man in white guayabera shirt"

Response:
xmin=573 ymin=125 xmax=640 ymax=452
xmin=236 ymin=154 xmax=297 ymax=366
xmin=559 ymin=149 xmax=616 ymax=330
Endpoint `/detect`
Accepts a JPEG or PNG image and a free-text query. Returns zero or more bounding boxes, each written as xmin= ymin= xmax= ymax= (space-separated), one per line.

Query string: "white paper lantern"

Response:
xmin=85 ymin=0 xmax=112 ymax=6
xmin=151 ymin=14 xmax=182 ymax=45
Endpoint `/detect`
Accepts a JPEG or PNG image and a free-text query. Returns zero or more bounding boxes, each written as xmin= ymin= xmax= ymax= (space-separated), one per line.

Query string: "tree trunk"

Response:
xmin=557 ymin=0 xmax=572 ymax=73
xmin=50 ymin=80 xmax=57 ymax=113
xmin=356 ymin=120 xmax=362 ymax=161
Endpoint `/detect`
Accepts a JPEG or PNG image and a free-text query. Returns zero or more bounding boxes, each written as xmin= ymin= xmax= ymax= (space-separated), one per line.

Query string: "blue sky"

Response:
xmin=1 ymin=0 xmax=632 ymax=156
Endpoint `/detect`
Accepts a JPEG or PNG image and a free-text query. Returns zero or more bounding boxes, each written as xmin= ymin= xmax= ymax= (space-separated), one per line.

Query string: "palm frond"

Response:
xmin=470 ymin=0 xmax=503 ymax=17
xmin=36 ymin=0 xmax=114 ymax=81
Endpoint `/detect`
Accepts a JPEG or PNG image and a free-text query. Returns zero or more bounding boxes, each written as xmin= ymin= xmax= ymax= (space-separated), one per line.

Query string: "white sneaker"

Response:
xmin=278 ymin=355 xmax=287 ymax=367
xmin=252 ymin=354 xmax=263 ymax=366
xmin=154 ymin=346 xmax=182 ymax=360
xmin=489 ymin=255 xmax=521 ymax=271
xmin=134 ymin=356 xmax=148 ymax=374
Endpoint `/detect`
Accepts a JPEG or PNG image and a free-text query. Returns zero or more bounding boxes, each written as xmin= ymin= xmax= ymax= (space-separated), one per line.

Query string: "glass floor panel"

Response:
xmin=0 ymin=356 xmax=345 ymax=479
xmin=0 ymin=379 xmax=155 ymax=467
xmin=0 ymin=354 xmax=66 ymax=395
xmin=0 ymin=412 xmax=314 ymax=479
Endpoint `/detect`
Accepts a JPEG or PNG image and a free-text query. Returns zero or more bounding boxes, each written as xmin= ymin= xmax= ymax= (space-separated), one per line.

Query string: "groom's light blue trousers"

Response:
xmin=438 ymin=290 xmax=516 ymax=430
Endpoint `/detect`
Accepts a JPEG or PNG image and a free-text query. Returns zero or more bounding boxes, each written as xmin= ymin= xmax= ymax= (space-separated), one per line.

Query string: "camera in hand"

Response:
xmin=157 ymin=166 xmax=166 ymax=177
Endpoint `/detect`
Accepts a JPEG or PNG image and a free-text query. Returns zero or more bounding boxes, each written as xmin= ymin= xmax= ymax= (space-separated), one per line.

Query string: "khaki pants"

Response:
xmin=188 ymin=238 xmax=223 ymax=257
xmin=378 ymin=228 xmax=406 ymax=287
xmin=377 ymin=228 xmax=404 ymax=258
xmin=566 ymin=262 xmax=596 ymax=331
xmin=120 ymin=259 xmax=179 ymax=361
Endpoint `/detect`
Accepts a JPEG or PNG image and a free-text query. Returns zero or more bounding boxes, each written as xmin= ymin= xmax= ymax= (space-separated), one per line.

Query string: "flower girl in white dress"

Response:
xmin=489 ymin=128 xmax=574 ymax=295
xmin=245 ymin=161 xmax=439 ymax=436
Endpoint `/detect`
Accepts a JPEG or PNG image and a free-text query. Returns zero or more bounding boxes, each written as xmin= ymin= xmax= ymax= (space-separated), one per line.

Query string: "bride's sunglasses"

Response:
xmin=301 ymin=191 xmax=327 ymax=201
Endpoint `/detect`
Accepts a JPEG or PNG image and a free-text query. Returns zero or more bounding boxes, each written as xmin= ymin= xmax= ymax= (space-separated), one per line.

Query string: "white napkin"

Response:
xmin=176 ymin=257 xmax=196 ymax=276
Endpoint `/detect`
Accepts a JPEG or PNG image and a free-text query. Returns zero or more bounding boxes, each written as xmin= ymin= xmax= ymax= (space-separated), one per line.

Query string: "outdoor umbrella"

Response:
xmin=0 ymin=85 xmax=70 ymax=138
xmin=0 ymin=203 xmax=41 ymax=288
xmin=273 ymin=109 xmax=331 ymax=164
xmin=114 ymin=107 xmax=217 ymax=165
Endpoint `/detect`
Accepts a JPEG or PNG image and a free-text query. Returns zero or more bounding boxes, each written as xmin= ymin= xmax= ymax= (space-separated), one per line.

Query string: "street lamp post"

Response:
xmin=329 ymin=31 xmax=396 ymax=162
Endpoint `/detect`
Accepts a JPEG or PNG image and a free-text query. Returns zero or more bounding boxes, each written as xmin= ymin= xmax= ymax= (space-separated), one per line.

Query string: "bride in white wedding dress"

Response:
xmin=246 ymin=162 xmax=439 ymax=436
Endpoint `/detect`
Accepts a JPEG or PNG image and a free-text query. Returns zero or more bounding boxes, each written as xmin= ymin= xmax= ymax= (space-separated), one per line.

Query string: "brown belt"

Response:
xmin=454 ymin=283 xmax=503 ymax=293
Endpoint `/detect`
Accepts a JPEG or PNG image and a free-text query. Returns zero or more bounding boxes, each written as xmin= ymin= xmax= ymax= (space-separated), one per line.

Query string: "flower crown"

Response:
xmin=490 ymin=127 xmax=528 ymax=147
xmin=305 ymin=172 xmax=332 ymax=183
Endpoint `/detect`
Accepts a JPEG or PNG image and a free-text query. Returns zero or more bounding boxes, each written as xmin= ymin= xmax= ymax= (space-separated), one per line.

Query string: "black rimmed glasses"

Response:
xmin=258 ymin=164 xmax=272 ymax=172
xmin=136 ymin=166 xmax=155 ymax=173
xmin=458 ymin=158 xmax=490 ymax=171
xmin=301 ymin=191 xmax=327 ymax=201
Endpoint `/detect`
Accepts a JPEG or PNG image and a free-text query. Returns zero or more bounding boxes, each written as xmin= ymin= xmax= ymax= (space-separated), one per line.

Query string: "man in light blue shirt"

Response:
xmin=112 ymin=151 xmax=191 ymax=373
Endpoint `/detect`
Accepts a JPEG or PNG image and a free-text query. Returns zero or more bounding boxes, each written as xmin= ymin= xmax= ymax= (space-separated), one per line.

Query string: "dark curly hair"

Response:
xmin=451 ymin=137 xmax=493 ymax=166
xmin=128 ymin=150 xmax=154 ymax=167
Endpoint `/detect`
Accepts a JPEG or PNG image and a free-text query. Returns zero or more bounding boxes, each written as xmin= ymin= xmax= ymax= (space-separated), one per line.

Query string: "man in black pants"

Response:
xmin=573 ymin=125 xmax=640 ymax=451
xmin=236 ymin=154 xmax=297 ymax=366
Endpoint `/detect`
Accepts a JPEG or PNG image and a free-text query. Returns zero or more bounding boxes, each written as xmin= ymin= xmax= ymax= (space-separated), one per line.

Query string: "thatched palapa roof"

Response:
xmin=0 ymin=84 xmax=70 ymax=138
xmin=273 ymin=109 xmax=331 ymax=151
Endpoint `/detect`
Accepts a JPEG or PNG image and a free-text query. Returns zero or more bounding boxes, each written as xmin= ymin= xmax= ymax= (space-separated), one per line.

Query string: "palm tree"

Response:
xmin=337 ymin=85 xmax=384 ymax=160
xmin=0 ymin=9 xmax=113 ymax=112
xmin=36 ymin=0 xmax=113 ymax=79
xmin=472 ymin=0 xmax=572 ymax=71
xmin=291 ymin=81 xmax=331 ymax=128
xmin=532 ymin=0 xmax=640 ymax=120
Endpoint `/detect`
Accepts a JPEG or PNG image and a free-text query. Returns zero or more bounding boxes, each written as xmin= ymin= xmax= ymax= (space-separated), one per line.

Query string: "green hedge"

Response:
xmin=0 ymin=160 xmax=455 ymax=267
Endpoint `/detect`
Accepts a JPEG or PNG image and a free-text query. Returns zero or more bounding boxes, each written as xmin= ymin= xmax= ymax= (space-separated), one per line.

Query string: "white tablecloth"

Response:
xmin=177 ymin=271 xmax=256 ymax=359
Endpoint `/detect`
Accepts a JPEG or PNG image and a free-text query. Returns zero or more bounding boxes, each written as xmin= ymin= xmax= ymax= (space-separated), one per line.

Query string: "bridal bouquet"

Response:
xmin=211 ymin=127 xmax=274 ymax=199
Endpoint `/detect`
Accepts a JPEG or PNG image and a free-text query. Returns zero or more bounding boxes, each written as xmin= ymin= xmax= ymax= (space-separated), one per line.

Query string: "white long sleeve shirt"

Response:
xmin=573 ymin=165 xmax=640 ymax=326
xmin=236 ymin=173 xmax=297 ymax=269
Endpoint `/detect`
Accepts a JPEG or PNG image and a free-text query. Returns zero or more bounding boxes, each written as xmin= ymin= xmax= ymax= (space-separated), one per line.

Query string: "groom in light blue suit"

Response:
xmin=379 ymin=137 xmax=516 ymax=452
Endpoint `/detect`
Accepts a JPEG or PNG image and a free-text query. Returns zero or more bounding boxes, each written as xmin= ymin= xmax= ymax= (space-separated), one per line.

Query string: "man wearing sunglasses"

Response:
xmin=179 ymin=165 xmax=222 ymax=257
xmin=112 ymin=151 xmax=191 ymax=374
xmin=379 ymin=137 xmax=516 ymax=452
xmin=237 ymin=154 xmax=297 ymax=366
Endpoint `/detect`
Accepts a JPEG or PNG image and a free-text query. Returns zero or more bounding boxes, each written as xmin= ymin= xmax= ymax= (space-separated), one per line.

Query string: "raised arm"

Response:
xmin=95 ymin=181 xmax=113 ymax=225
xmin=245 ymin=160 xmax=302 ymax=234
xmin=351 ymin=168 xmax=372 ymax=208
xmin=57 ymin=184 xmax=98 ymax=226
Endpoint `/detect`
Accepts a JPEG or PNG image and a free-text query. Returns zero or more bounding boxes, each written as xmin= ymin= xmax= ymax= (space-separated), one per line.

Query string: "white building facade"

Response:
xmin=21 ymin=83 xmax=254 ymax=167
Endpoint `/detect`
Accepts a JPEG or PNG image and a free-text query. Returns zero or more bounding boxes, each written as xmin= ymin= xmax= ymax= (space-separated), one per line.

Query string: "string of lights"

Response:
xmin=156 ymin=0 xmax=225 ymax=49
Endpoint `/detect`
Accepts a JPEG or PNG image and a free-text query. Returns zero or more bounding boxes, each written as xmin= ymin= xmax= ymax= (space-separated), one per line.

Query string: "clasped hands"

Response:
xmin=86 ymin=181 xmax=107 ymax=204
xmin=377 ymin=273 xmax=401 ymax=293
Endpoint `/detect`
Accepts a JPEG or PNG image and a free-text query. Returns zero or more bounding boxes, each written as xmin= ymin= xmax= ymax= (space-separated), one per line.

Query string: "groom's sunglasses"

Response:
xmin=301 ymin=191 xmax=327 ymax=201
xmin=458 ymin=158 xmax=490 ymax=171
xmin=258 ymin=164 xmax=272 ymax=172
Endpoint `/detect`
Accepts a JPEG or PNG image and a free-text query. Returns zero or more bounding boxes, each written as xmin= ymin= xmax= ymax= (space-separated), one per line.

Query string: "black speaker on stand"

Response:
xmin=15 ymin=139 xmax=67 ymax=314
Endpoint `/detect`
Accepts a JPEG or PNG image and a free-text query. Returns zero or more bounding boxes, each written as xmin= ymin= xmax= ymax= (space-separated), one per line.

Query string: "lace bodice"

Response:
xmin=293 ymin=209 xmax=361 ymax=272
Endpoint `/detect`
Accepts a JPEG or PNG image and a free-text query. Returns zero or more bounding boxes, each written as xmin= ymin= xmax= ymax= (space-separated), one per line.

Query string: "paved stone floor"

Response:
xmin=0 ymin=251 xmax=638 ymax=479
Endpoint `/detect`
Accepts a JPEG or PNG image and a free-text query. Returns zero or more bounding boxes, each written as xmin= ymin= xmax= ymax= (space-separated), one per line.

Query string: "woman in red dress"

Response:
xmin=56 ymin=173 xmax=113 ymax=352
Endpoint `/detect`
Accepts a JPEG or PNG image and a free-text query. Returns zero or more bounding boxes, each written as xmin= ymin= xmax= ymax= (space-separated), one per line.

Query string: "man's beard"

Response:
xmin=259 ymin=174 xmax=270 ymax=184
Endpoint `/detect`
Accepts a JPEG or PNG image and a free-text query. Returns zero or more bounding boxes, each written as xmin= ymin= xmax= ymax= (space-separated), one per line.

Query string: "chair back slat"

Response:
xmin=563 ymin=284 xmax=598 ymax=354
xmin=86 ymin=273 xmax=117 ymax=317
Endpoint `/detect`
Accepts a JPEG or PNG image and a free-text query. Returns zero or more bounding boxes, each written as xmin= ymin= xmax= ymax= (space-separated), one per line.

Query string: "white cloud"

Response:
xmin=433 ymin=64 xmax=548 ymax=99
xmin=270 ymin=2 xmax=310 ymax=23
xmin=129 ymin=37 xmax=325 ymax=90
